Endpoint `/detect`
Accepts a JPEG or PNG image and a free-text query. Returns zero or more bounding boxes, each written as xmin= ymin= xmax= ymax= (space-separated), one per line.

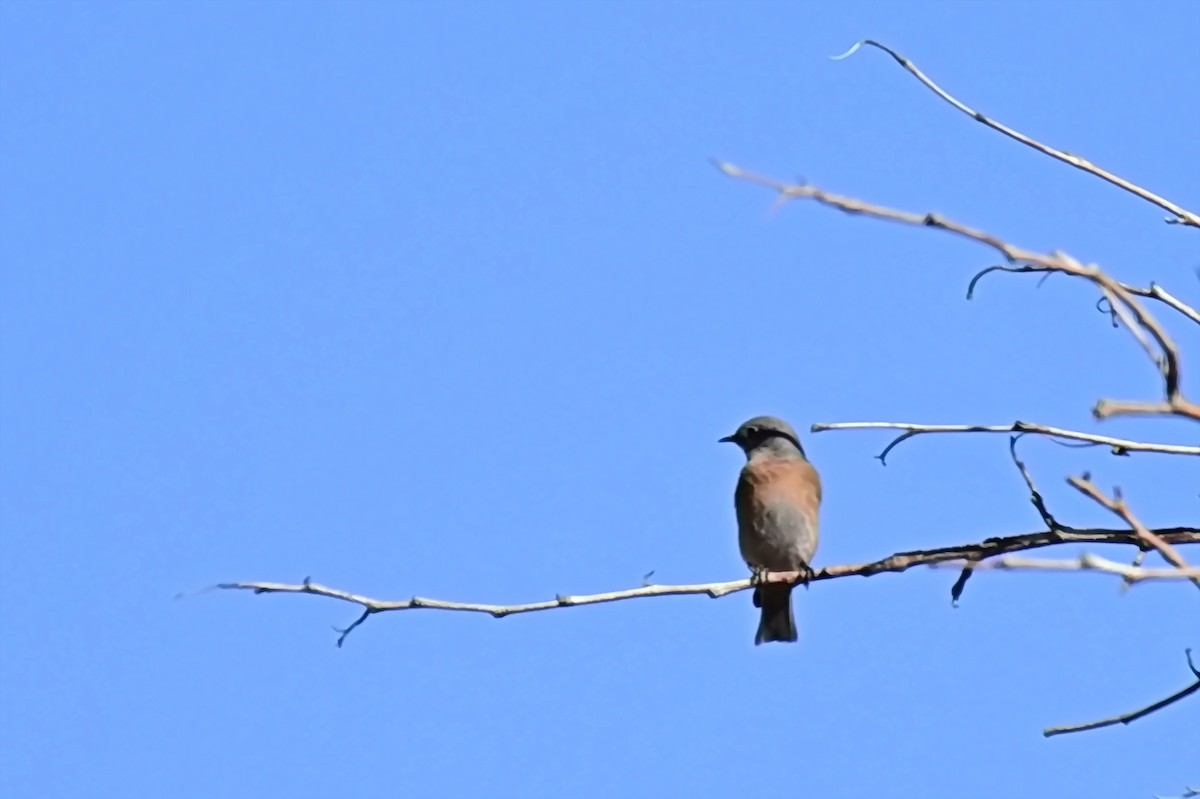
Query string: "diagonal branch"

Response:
xmin=714 ymin=161 xmax=1199 ymax=423
xmin=1043 ymin=649 xmax=1200 ymax=737
xmin=209 ymin=526 xmax=1200 ymax=646
xmin=830 ymin=39 xmax=1200 ymax=228
xmin=1099 ymin=283 xmax=1164 ymax=371
xmin=714 ymin=159 xmax=1046 ymax=264
xmin=810 ymin=420 xmax=1200 ymax=459
xmin=1069 ymin=476 xmax=1200 ymax=591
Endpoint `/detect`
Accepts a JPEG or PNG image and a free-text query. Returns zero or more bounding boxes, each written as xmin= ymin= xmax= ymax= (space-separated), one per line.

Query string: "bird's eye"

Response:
xmin=744 ymin=425 xmax=759 ymax=437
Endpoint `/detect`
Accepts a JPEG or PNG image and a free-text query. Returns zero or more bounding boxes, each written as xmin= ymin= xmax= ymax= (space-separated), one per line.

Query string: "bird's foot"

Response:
xmin=749 ymin=566 xmax=770 ymax=608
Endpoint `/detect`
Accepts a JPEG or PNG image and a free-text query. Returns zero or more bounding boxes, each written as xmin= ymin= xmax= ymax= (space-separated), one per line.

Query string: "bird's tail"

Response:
xmin=754 ymin=584 xmax=798 ymax=645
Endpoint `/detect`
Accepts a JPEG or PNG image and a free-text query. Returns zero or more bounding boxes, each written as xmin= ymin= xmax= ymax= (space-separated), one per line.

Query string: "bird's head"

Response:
xmin=720 ymin=415 xmax=806 ymax=459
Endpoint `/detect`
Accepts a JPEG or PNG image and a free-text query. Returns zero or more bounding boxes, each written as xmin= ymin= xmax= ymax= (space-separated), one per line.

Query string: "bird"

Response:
xmin=720 ymin=415 xmax=821 ymax=645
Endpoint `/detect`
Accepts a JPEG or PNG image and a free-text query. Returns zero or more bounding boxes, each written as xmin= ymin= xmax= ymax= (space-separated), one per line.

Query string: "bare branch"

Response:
xmin=211 ymin=527 xmax=1200 ymax=645
xmin=1044 ymin=650 xmax=1200 ymax=737
xmin=931 ymin=553 xmax=1200 ymax=582
xmin=714 ymin=161 xmax=1198 ymax=423
xmin=830 ymin=40 xmax=1200 ymax=228
xmin=810 ymin=420 xmax=1200 ymax=458
xmin=1069 ymin=476 xmax=1200 ymax=591
xmin=714 ymin=160 xmax=1047 ymax=264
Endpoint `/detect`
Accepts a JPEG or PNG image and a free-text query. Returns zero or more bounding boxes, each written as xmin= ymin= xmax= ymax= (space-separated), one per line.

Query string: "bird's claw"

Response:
xmin=749 ymin=566 xmax=770 ymax=608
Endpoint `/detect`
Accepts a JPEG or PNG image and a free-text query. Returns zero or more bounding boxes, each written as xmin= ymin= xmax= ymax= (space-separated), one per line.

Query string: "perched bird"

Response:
xmin=720 ymin=415 xmax=821 ymax=645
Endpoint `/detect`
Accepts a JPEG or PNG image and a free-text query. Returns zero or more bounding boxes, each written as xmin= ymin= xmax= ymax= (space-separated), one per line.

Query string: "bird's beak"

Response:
xmin=718 ymin=434 xmax=736 ymax=444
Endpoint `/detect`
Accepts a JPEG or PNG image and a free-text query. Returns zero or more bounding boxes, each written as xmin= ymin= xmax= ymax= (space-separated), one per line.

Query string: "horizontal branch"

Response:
xmin=831 ymin=39 xmax=1200 ymax=228
xmin=810 ymin=420 xmax=1200 ymax=460
xmin=931 ymin=553 xmax=1200 ymax=582
xmin=1043 ymin=649 xmax=1200 ymax=737
xmin=1094 ymin=397 xmax=1200 ymax=421
xmin=212 ymin=526 xmax=1200 ymax=646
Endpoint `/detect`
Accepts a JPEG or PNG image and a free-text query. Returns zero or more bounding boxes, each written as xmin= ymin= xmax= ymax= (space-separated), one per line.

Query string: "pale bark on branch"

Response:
xmin=931 ymin=554 xmax=1200 ymax=582
xmin=211 ymin=526 xmax=1199 ymax=647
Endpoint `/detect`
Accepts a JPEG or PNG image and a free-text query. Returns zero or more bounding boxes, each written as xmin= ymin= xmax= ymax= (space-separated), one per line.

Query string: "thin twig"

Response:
xmin=1117 ymin=281 xmax=1200 ymax=326
xmin=810 ymin=420 xmax=1200 ymax=459
xmin=1122 ymin=549 xmax=1147 ymax=594
xmin=715 ymin=159 xmax=1044 ymax=264
xmin=1007 ymin=435 xmax=1061 ymax=530
xmin=1044 ymin=650 xmax=1200 ymax=737
xmin=931 ymin=553 xmax=1200 ymax=581
xmin=1099 ymin=283 xmax=1164 ymax=372
xmin=947 ymin=435 xmax=1060 ymax=602
xmin=829 ymin=40 xmax=1200 ymax=228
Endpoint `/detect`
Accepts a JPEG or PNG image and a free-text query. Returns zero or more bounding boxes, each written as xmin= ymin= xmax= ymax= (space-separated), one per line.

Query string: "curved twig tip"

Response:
xmin=175 ymin=584 xmax=220 ymax=600
xmin=966 ymin=265 xmax=1009 ymax=299
xmin=829 ymin=41 xmax=864 ymax=61
xmin=711 ymin=158 xmax=738 ymax=176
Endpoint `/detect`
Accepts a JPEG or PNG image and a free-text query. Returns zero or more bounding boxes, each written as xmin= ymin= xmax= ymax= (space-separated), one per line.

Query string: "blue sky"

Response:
xmin=2 ymin=1 xmax=1197 ymax=796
